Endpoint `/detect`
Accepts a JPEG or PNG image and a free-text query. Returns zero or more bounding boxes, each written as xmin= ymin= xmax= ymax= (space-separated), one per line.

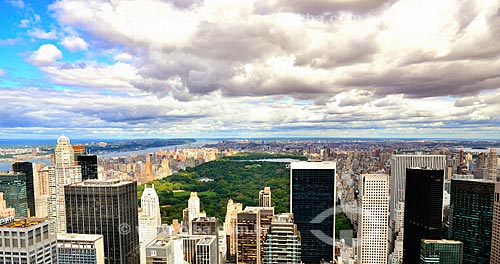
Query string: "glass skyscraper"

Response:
xmin=447 ymin=179 xmax=495 ymax=264
xmin=12 ymin=161 xmax=35 ymax=217
xmin=0 ymin=172 xmax=28 ymax=217
xmin=420 ymin=239 xmax=463 ymax=264
xmin=290 ymin=161 xmax=336 ymax=264
xmin=403 ymin=168 xmax=444 ymax=264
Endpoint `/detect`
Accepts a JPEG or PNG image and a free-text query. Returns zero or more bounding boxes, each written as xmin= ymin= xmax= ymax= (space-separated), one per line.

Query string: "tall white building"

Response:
xmin=488 ymin=148 xmax=498 ymax=180
xmin=223 ymin=199 xmax=242 ymax=261
xmin=48 ymin=136 xmax=82 ymax=233
xmin=357 ymin=174 xmax=389 ymax=264
xmin=188 ymin=192 xmax=200 ymax=223
xmin=139 ymin=185 xmax=162 ymax=264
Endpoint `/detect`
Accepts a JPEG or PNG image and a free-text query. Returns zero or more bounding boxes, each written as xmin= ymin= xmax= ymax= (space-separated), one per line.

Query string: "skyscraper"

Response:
xmin=290 ymin=161 xmax=336 ymax=264
xmin=263 ymin=213 xmax=301 ymax=264
xmin=357 ymin=174 xmax=389 ymax=264
xmin=0 ymin=172 xmax=28 ymax=217
xmin=448 ymin=179 xmax=496 ymax=264
xmin=77 ymin=154 xmax=98 ymax=181
xmin=236 ymin=206 xmax=274 ymax=264
xmin=259 ymin=187 xmax=272 ymax=207
xmin=65 ymin=180 xmax=140 ymax=264
xmin=491 ymin=182 xmax=500 ymax=264
xmin=188 ymin=192 xmax=200 ymax=224
xmin=139 ymin=185 xmax=161 ymax=264
xmin=0 ymin=218 xmax=57 ymax=264
xmin=12 ymin=161 xmax=35 ymax=216
xmin=420 ymin=239 xmax=463 ymax=264
xmin=403 ymin=168 xmax=444 ymax=264
xmin=488 ymin=148 xmax=498 ymax=180
xmin=0 ymin=192 xmax=15 ymax=218
xmin=223 ymin=198 xmax=242 ymax=262
xmin=49 ymin=136 xmax=82 ymax=233
xmin=57 ymin=233 xmax=105 ymax=264
xmin=390 ymin=155 xmax=446 ymax=221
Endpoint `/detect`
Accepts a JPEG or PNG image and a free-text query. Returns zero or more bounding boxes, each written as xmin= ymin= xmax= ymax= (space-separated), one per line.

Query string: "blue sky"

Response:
xmin=1 ymin=0 xmax=500 ymax=140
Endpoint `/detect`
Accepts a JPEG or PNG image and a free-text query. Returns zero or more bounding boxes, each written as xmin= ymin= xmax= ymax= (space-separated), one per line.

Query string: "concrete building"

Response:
xmin=49 ymin=135 xmax=82 ymax=233
xmin=65 ymin=180 xmax=140 ymax=264
xmin=223 ymin=198 xmax=242 ymax=262
xmin=57 ymin=233 xmax=105 ymax=264
xmin=188 ymin=192 xmax=200 ymax=226
xmin=491 ymin=182 xmax=500 ymax=264
xmin=139 ymin=185 xmax=161 ymax=264
xmin=448 ymin=179 xmax=496 ymax=264
xmin=145 ymin=234 xmax=217 ymax=264
xmin=290 ymin=161 xmax=336 ymax=263
xmin=488 ymin=148 xmax=498 ymax=180
xmin=0 ymin=218 xmax=57 ymax=263
xmin=263 ymin=213 xmax=301 ymax=264
xmin=237 ymin=207 xmax=274 ymax=264
xmin=420 ymin=239 xmax=463 ymax=264
xmin=0 ymin=192 xmax=15 ymax=218
xmin=259 ymin=187 xmax=272 ymax=207
xmin=145 ymin=236 xmax=184 ymax=264
xmin=357 ymin=174 xmax=389 ymax=264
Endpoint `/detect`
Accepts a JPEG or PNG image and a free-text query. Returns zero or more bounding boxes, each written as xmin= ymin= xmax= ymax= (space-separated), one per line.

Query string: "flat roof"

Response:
xmin=57 ymin=233 xmax=103 ymax=242
xmin=451 ymin=178 xmax=497 ymax=184
xmin=0 ymin=218 xmax=50 ymax=228
xmin=422 ymin=239 xmax=463 ymax=244
xmin=290 ymin=161 xmax=336 ymax=169
xmin=68 ymin=179 xmax=135 ymax=187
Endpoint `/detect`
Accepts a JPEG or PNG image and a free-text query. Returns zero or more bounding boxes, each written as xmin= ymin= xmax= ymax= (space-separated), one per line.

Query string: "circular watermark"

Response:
xmin=119 ymin=223 xmax=132 ymax=235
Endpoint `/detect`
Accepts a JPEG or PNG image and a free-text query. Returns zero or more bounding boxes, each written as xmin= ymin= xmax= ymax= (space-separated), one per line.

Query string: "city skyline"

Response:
xmin=1 ymin=0 xmax=500 ymax=139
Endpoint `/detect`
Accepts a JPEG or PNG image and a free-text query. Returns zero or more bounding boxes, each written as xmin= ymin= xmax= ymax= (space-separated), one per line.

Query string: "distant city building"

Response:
xmin=49 ymin=136 xmax=82 ymax=233
xmin=448 ymin=179 xmax=496 ymax=264
xmin=0 ymin=192 xmax=15 ymax=218
xmin=403 ymin=168 xmax=444 ymax=264
xmin=263 ymin=213 xmax=301 ymax=264
xmin=0 ymin=172 xmax=28 ymax=217
xmin=12 ymin=161 xmax=35 ymax=216
xmin=488 ymin=148 xmax=498 ymax=180
xmin=145 ymin=234 xmax=217 ymax=264
xmin=237 ymin=206 xmax=274 ymax=264
xmin=491 ymin=182 xmax=500 ymax=264
xmin=223 ymin=198 xmax=243 ymax=262
xmin=420 ymin=239 xmax=463 ymax=264
xmin=65 ymin=180 xmax=140 ymax=264
xmin=57 ymin=233 xmax=105 ymax=264
xmin=0 ymin=218 xmax=57 ymax=264
xmin=77 ymin=154 xmax=98 ymax=180
xmin=139 ymin=185 xmax=162 ymax=264
xmin=259 ymin=187 xmax=272 ymax=207
xmin=357 ymin=174 xmax=389 ymax=264
xmin=290 ymin=161 xmax=336 ymax=263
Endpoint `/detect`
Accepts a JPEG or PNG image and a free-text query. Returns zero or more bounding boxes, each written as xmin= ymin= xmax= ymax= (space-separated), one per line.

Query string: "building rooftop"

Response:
xmin=290 ymin=161 xmax=336 ymax=169
xmin=68 ymin=179 xmax=135 ymax=187
xmin=57 ymin=233 xmax=103 ymax=242
xmin=422 ymin=239 xmax=463 ymax=245
xmin=451 ymin=178 xmax=497 ymax=184
xmin=0 ymin=218 xmax=50 ymax=228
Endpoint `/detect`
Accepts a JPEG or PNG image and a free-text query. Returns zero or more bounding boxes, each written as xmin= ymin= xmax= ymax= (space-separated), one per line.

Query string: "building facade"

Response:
xmin=259 ymin=187 xmax=272 ymax=207
xmin=263 ymin=213 xmax=301 ymax=264
xmin=357 ymin=174 xmax=389 ymax=264
xmin=49 ymin=135 xmax=82 ymax=233
xmin=77 ymin=154 xmax=98 ymax=181
xmin=65 ymin=180 xmax=140 ymax=264
xmin=491 ymin=182 xmax=500 ymax=264
xmin=0 ymin=172 xmax=28 ymax=217
xmin=290 ymin=161 xmax=336 ymax=263
xmin=420 ymin=239 xmax=463 ymax=264
xmin=236 ymin=207 xmax=274 ymax=264
xmin=0 ymin=218 xmax=57 ymax=264
xmin=12 ymin=161 xmax=35 ymax=217
xmin=448 ymin=179 xmax=496 ymax=264
xmin=57 ymin=233 xmax=105 ymax=264
xmin=403 ymin=168 xmax=444 ymax=264
xmin=139 ymin=185 xmax=162 ymax=264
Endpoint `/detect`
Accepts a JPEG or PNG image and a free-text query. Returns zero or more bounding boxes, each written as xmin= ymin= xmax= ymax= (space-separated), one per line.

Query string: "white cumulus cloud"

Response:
xmin=60 ymin=36 xmax=88 ymax=52
xmin=29 ymin=44 xmax=63 ymax=65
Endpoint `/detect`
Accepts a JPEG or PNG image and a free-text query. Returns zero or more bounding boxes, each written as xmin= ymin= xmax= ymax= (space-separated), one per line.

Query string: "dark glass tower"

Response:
xmin=403 ymin=168 xmax=444 ymax=264
xmin=65 ymin=180 xmax=140 ymax=264
xmin=447 ymin=179 xmax=495 ymax=264
xmin=0 ymin=172 xmax=28 ymax=217
xmin=76 ymin=154 xmax=98 ymax=180
xmin=290 ymin=161 xmax=335 ymax=264
xmin=12 ymin=161 xmax=35 ymax=216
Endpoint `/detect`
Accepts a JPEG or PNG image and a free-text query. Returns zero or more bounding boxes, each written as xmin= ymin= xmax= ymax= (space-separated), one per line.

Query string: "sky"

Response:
xmin=1 ymin=0 xmax=500 ymax=140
